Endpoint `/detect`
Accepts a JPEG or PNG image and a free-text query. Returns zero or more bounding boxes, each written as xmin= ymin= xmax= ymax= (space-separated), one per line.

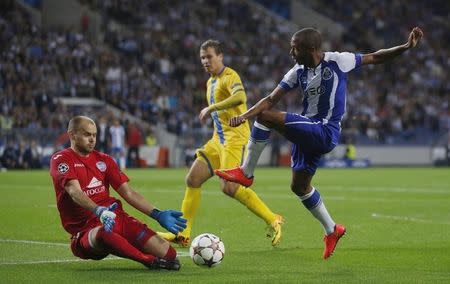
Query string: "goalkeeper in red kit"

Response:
xmin=50 ymin=116 xmax=187 ymax=270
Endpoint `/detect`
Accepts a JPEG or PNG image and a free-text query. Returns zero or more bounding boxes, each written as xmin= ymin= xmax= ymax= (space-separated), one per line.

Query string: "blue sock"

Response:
xmin=299 ymin=188 xmax=335 ymax=234
xmin=300 ymin=188 xmax=322 ymax=209
xmin=250 ymin=121 xmax=271 ymax=143
xmin=242 ymin=122 xmax=271 ymax=177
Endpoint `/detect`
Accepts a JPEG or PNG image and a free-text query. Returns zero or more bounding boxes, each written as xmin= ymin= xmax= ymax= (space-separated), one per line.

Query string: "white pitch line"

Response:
xmin=0 ymin=238 xmax=189 ymax=265
xmin=1 ymin=257 xmax=121 ymax=266
xmin=4 ymin=183 xmax=449 ymax=194
xmin=0 ymin=239 xmax=68 ymax=247
xmin=371 ymin=213 xmax=450 ymax=225
xmin=141 ymin=189 xmax=448 ymax=203
xmin=1 ymin=254 xmax=190 ymax=266
xmin=260 ymin=186 xmax=450 ymax=194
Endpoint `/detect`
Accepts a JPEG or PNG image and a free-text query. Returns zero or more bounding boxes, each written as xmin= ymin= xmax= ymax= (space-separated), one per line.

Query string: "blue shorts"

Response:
xmin=284 ymin=113 xmax=340 ymax=175
xmin=111 ymin=147 xmax=124 ymax=155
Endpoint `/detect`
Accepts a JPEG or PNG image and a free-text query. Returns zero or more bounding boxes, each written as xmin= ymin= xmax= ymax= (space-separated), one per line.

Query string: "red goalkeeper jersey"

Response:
xmin=50 ymin=148 xmax=129 ymax=235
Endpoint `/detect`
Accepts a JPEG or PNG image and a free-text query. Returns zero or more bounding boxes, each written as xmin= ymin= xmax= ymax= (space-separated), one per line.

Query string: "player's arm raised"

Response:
xmin=361 ymin=27 xmax=423 ymax=65
xmin=230 ymin=86 xmax=287 ymax=127
xmin=116 ymin=183 xmax=187 ymax=235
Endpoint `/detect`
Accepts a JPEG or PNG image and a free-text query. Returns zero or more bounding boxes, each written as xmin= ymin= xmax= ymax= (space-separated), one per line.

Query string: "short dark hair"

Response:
xmin=200 ymin=39 xmax=223 ymax=55
xmin=68 ymin=116 xmax=95 ymax=133
xmin=293 ymin=28 xmax=322 ymax=50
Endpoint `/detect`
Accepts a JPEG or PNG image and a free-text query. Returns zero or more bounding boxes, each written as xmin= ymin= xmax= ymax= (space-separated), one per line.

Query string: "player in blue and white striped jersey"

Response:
xmin=216 ymin=27 xmax=423 ymax=259
xmin=109 ymin=119 xmax=126 ymax=170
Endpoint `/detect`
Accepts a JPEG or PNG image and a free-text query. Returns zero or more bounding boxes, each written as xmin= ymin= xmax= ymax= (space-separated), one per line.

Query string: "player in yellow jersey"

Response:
xmin=157 ymin=39 xmax=283 ymax=247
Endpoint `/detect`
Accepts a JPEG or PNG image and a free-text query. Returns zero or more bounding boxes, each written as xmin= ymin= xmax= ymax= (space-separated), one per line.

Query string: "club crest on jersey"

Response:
xmin=96 ymin=161 xmax=107 ymax=172
xmin=322 ymin=67 xmax=332 ymax=80
xmin=58 ymin=163 xmax=69 ymax=174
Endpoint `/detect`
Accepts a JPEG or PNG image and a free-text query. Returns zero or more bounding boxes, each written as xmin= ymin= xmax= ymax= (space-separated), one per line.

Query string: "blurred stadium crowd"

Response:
xmin=0 ymin=0 xmax=448 ymax=169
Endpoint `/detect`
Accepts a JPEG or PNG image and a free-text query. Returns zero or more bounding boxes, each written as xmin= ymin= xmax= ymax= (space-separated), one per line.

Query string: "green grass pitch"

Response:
xmin=1 ymin=168 xmax=449 ymax=283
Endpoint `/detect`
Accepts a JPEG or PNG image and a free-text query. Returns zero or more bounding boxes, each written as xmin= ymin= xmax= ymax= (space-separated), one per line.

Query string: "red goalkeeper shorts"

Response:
xmin=70 ymin=211 xmax=156 ymax=260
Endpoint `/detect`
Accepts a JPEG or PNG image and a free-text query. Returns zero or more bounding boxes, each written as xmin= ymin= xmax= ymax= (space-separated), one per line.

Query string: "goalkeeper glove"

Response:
xmin=150 ymin=209 xmax=187 ymax=235
xmin=94 ymin=202 xmax=118 ymax=233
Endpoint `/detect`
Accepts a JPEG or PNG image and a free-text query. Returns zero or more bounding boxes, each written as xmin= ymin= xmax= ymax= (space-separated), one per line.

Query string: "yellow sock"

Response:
xmin=233 ymin=186 xmax=277 ymax=225
xmin=179 ymin=186 xmax=201 ymax=238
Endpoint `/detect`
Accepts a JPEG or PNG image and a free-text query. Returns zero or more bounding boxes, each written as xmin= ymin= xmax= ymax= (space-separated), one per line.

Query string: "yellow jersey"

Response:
xmin=206 ymin=67 xmax=250 ymax=145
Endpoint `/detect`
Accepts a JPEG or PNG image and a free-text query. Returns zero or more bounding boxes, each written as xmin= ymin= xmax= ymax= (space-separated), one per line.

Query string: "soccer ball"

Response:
xmin=189 ymin=233 xmax=225 ymax=267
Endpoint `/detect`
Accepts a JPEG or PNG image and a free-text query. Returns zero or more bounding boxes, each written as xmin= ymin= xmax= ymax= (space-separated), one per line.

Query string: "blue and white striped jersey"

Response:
xmin=279 ymin=52 xmax=362 ymax=124
xmin=109 ymin=125 xmax=125 ymax=149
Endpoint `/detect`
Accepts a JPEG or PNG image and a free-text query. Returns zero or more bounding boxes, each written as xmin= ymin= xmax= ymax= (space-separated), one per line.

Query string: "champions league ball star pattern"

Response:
xmin=189 ymin=233 xmax=225 ymax=267
xmin=57 ymin=163 xmax=69 ymax=174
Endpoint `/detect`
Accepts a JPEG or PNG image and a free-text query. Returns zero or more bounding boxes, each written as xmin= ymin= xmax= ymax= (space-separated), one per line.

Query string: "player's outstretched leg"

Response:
xmin=266 ymin=214 xmax=285 ymax=246
xmin=96 ymin=227 xmax=153 ymax=261
xmin=156 ymin=232 xmax=190 ymax=248
xmin=215 ymin=121 xmax=271 ymax=186
xmin=157 ymin=186 xmax=200 ymax=247
xmin=296 ymin=183 xmax=345 ymax=259
xmin=323 ymin=224 xmax=346 ymax=259
xmin=156 ymin=231 xmax=176 ymax=242
xmin=233 ymin=185 xmax=284 ymax=246
xmin=215 ymin=167 xmax=254 ymax=187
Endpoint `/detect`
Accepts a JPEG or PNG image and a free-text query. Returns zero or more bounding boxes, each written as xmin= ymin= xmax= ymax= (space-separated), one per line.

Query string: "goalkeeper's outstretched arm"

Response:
xmin=116 ymin=183 xmax=187 ymax=235
xmin=65 ymin=179 xmax=98 ymax=212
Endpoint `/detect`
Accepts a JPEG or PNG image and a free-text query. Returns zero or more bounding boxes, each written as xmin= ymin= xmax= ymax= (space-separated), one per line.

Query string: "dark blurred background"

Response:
xmin=0 ymin=0 xmax=448 ymax=169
